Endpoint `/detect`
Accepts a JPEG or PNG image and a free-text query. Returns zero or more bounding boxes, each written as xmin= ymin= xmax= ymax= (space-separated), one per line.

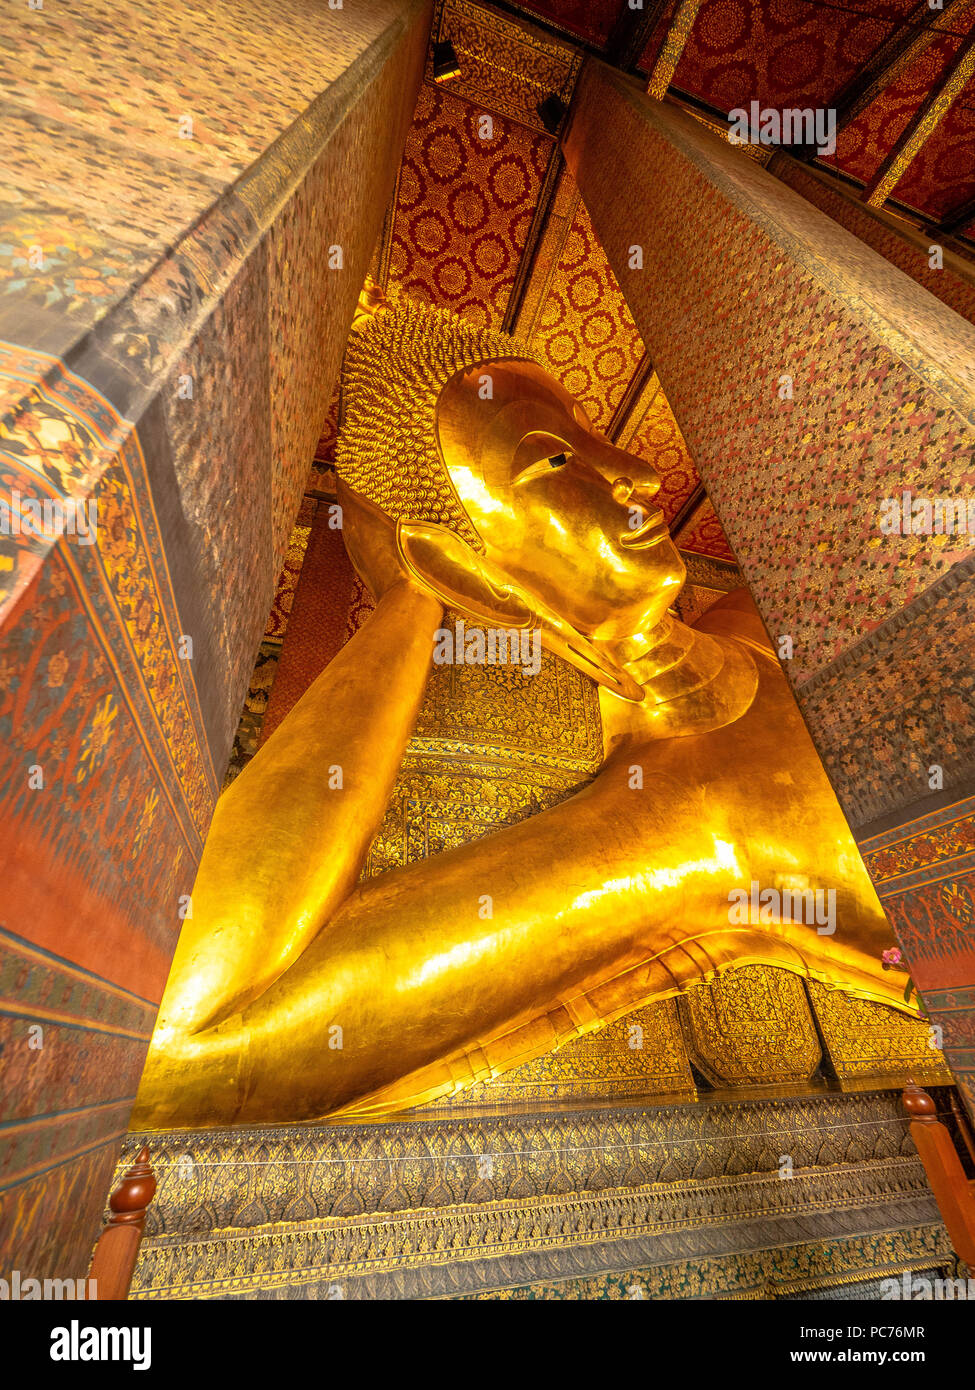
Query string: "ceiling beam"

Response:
xmin=864 ymin=29 xmax=975 ymax=207
xmin=830 ymin=0 xmax=974 ymax=138
xmin=605 ymin=0 xmax=668 ymax=70
xmin=939 ymin=191 xmax=975 ymax=236
xmin=669 ymin=483 xmax=706 ymax=540
xmin=501 ymin=146 xmax=565 ymax=335
xmin=607 ymin=353 xmax=656 ymax=441
xmin=646 ymin=0 xmax=705 ymax=100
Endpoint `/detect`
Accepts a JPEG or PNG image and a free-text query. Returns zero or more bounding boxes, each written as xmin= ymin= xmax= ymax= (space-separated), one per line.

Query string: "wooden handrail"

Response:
xmin=89 ymin=1145 xmax=156 ymax=1301
xmin=903 ymin=1083 xmax=975 ymax=1268
xmin=948 ymin=1088 xmax=975 ymax=1171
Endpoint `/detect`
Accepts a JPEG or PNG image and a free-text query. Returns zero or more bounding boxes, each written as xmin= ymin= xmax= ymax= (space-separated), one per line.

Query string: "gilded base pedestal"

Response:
xmin=119 ymin=1089 xmax=955 ymax=1300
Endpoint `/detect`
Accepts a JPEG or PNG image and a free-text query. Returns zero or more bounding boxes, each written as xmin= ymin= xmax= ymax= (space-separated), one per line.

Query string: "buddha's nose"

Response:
xmin=597 ymin=445 xmax=661 ymax=506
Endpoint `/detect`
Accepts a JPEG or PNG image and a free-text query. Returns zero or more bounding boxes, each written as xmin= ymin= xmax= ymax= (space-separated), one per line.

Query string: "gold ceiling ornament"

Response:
xmin=132 ymin=299 xmax=917 ymax=1130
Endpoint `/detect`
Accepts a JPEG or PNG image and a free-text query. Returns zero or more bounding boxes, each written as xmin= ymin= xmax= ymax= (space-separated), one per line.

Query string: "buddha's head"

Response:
xmin=337 ymin=298 xmax=685 ymax=698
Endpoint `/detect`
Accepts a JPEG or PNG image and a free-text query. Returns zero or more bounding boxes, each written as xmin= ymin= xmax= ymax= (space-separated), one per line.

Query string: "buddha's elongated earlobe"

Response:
xmin=397 ymin=521 xmax=533 ymax=627
xmin=398 ymin=521 xmax=644 ymax=702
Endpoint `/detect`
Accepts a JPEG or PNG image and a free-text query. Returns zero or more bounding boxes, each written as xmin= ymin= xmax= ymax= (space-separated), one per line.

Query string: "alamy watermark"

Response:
xmin=880 ymin=490 xmax=975 ymax=536
xmin=433 ymin=618 xmax=541 ymax=677
xmin=50 ymin=1320 xmax=151 ymax=1370
xmin=1 ymin=1268 xmax=96 ymax=1299
xmin=728 ymin=102 xmax=836 ymax=157
xmin=0 ymin=491 xmax=97 ymax=545
xmin=880 ymin=1270 xmax=974 ymax=1300
xmin=728 ymin=881 xmax=836 ymax=935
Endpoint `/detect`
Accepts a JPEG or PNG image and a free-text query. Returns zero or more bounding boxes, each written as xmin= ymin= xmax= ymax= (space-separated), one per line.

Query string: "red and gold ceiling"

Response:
xmin=495 ymin=0 xmax=975 ymax=231
xmin=311 ymin=0 xmax=973 ymax=571
xmin=342 ymin=0 xmax=738 ymax=568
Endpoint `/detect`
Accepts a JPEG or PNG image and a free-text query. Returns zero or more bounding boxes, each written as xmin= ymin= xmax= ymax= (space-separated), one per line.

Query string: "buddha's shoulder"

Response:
xmin=690 ymin=587 xmax=776 ymax=662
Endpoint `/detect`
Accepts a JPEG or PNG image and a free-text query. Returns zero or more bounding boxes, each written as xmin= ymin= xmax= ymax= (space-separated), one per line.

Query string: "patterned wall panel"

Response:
xmin=822 ymin=31 xmax=963 ymax=187
xmin=531 ymin=196 xmax=645 ymax=428
xmin=389 ymin=84 xmax=552 ymax=325
xmin=614 ymin=372 xmax=703 ymax=525
xmin=641 ymin=0 xmax=918 ymax=112
xmin=0 ymin=0 xmax=433 ymax=1281
xmin=0 ymin=350 xmax=215 ymax=998
xmin=523 ymin=176 xmax=733 ymax=557
xmin=675 ymin=497 xmax=736 ymax=562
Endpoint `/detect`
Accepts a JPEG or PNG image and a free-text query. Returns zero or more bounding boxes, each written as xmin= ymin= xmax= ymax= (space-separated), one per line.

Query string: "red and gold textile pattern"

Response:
xmin=887 ymin=68 xmax=975 ymax=220
xmin=389 ymin=85 xmax=552 ymax=326
xmin=615 ymin=372 xmax=703 ymax=526
xmin=677 ymin=498 xmax=736 ymax=562
xmin=531 ymin=198 xmax=644 ymax=429
xmin=640 ymin=0 xmax=919 ymax=113
xmin=823 ymin=31 xmax=965 ymax=187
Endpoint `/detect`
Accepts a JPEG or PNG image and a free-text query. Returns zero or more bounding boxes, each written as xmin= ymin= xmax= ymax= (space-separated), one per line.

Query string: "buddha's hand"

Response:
xmin=337 ymin=477 xmax=430 ymax=603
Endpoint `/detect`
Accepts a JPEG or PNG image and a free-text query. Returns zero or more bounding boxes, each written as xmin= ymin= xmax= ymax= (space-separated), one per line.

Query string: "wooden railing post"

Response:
xmin=89 ymin=1145 xmax=156 ymax=1301
xmin=948 ymin=1088 xmax=975 ymax=1170
xmin=903 ymin=1083 xmax=975 ymax=1268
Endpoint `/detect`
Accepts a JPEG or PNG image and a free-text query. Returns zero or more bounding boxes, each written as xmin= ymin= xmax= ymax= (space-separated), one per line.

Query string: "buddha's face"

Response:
xmin=436 ymin=359 xmax=686 ymax=641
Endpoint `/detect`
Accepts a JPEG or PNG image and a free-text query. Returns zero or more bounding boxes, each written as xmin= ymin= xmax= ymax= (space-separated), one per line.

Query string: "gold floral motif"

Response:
xmin=808 ymin=980 xmax=953 ymax=1083
xmin=680 ymin=966 xmax=822 ymax=1087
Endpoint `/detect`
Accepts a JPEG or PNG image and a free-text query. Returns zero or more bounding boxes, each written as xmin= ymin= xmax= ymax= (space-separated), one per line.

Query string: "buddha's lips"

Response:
xmin=619 ymin=507 xmax=668 ymax=548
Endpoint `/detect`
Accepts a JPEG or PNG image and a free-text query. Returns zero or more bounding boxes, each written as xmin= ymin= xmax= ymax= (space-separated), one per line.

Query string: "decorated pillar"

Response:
xmin=0 ymin=0 xmax=432 ymax=1278
xmin=563 ymin=60 xmax=975 ymax=1113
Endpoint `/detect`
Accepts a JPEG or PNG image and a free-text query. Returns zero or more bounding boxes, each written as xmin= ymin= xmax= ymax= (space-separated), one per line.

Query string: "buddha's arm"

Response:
xmin=136 ymin=757 xmax=690 ymax=1125
xmin=133 ymin=733 xmax=907 ymax=1128
xmin=155 ymin=580 xmax=442 ymax=1036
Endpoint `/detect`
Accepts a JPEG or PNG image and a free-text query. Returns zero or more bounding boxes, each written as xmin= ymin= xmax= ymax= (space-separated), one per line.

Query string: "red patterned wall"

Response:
xmin=390 ymin=84 xmax=551 ymax=325
xmin=620 ymin=375 xmax=703 ymax=526
xmin=824 ymin=32 xmax=962 ymax=186
xmin=642 ymin=0 xmax=919 ymax=111
xmin=885 ymin=71 xmax=975 ymax=219
xmin=510 ymin=0 xmax=625 ymax=44
xmin=678 ymin=498 xmax=737 ymax=563
xmin=532 ymin=196 xmax=644 ymax=428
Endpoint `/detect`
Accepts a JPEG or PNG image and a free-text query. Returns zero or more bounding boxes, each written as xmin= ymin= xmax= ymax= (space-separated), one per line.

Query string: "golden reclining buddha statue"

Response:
xmin=133 ymin=297 xmax=915 ymax=1129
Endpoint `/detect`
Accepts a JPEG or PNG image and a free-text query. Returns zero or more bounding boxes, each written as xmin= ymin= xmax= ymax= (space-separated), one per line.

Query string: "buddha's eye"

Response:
xmin=516 ymin=444 xmax=574 ymax=484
